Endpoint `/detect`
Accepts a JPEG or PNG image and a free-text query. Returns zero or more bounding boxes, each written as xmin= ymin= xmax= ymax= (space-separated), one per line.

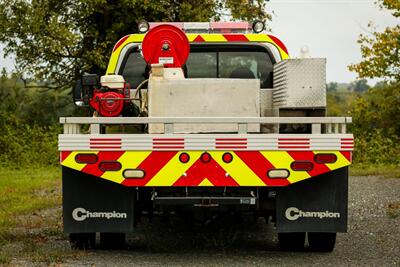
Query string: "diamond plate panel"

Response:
xmin=273 ymin=58 xmax=327 ymax=108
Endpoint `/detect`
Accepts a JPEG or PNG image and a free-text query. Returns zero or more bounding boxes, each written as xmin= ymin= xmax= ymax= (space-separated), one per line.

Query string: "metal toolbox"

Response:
xmin=273 ymin=58 xmax=327 ymax=108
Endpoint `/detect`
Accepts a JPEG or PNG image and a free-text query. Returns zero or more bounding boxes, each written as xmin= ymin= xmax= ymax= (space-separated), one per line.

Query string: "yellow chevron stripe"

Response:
xmin=198 ymin=178 xmax=213 ymax=186
xmin=186 ymin=34 xmax=200 ymax=42
xmin=100 ymin=151 xmax=151 ymax=184
xmin=62 ymin=150 xmax=351 ymax=187
xmin=245 ymin=34 xmax=289 ymax=60
xmin=106 ymin=32 xmax=290 ymax=74
xmin=61 ymin=151 xmax=98 ymax=171
xmin=200 ymin=34 xmax=227 ymax=42
xmin=145 ymin=151 xmax=203 ymax=186
xmin=317 ymin=151 xmax=351 ymax=171
xmin=244 ymin=34 xmax=271 ymax=42
xmin=106 ymin=34 xmax=145 ymax=75
xmin=212 ymin=151 xmax=265 ymax=186
xmin=261 ymin=151 xmax=310 ymax=184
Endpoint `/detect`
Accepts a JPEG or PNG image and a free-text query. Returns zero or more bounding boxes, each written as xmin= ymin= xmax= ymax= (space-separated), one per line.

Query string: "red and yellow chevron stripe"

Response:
xmin=61 ymin=150 xmax=351 ymax=187
xmin=106 ymin=33 xmax=289 ymax=75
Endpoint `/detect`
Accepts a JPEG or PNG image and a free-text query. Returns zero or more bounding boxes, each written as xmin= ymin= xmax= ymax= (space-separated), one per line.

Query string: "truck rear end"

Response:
xmin=59 ymin=21 xmax=353 ymax=251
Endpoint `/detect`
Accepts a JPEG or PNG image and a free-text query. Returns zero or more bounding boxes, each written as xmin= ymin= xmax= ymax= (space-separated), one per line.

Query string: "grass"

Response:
xmin=0 ymin=167 xmax=60 ymax=232
xmin=350 ymin=164 xmax=400 ymax=178
xmin=0 ymin=166 xmax=83 ymax=265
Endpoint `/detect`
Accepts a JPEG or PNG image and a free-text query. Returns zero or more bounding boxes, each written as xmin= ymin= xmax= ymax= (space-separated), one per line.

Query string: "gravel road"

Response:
xmin=12 ymin=175 xmax=400 ymax=266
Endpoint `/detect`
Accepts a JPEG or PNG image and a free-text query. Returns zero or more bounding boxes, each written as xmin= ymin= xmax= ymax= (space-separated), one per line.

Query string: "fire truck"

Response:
xmin=59 ymin=21 xmax=353 ymax=252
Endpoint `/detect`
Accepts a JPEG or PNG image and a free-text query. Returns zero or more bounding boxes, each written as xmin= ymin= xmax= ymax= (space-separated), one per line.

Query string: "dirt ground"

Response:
xmin=4 ymin=175 xmax=400 ymax=267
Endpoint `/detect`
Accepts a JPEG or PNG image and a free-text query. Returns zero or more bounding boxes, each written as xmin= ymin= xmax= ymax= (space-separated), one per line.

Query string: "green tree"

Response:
xmin=349 ymin=79 xmax=370 ymax=93
xmin=350 ymin=83 xmax=400 ymax=164
xmin=0 ymin=0 xmax=271 ymax=88
xmin=348 ymin=0 xmax=400 ymax=165
xmin=348 ymin=0 xmax=399 ymax=81
xmin=327 ymin=82 xmax=338 ymax=92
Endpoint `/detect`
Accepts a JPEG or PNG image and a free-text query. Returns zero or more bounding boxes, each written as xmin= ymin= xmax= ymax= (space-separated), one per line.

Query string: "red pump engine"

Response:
xmin=89 ymin=75 xmax=130 ymax=117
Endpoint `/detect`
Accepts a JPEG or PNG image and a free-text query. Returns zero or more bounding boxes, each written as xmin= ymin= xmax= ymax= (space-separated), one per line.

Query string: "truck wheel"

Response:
xmin=308 ymin=232 xmax=336 ymax=252
xmin=69 ymin=233 xmax=96 ymax=250
xmin=100 ymin=232 xmax=126 ymax=249
xmin=278 ymin=232 xmax=305 ymax=251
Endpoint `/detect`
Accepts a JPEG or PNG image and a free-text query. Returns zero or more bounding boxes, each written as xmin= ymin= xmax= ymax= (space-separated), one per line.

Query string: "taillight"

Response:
xmin=179 ymin=153 xmax=190 ymax=163
xmin=268 ymin=169 xmax=290 ymax=179
xmin=99 ymin=161 xmax=122 ymax=171
xmin=75 ymin=153 xmax=98 ymax=164
xmin=291 ymin=161 xmax=314 ymax=171
xmin=200 ymin=152 xmax=211 ymax=163
xmin=222 ymin=152 xmax=233 ymax=163
xmin=314 ymin=153 xmax=337 ymax=164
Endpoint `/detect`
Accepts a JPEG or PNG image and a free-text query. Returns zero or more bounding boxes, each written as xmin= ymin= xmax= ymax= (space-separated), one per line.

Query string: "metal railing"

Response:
xmin=60 ymin=117 xmax=352 ymax=135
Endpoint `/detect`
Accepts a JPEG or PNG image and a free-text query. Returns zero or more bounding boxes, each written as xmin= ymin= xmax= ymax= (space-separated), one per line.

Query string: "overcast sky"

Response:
xmin=266 ymin=0 xmax=398 ymax=83
xmin=0 ymin=0 xmax=398 ymax=83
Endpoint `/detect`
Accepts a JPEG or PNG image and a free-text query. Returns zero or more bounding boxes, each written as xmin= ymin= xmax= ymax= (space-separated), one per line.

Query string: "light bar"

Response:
xmin=148 ymin=22 xmax=253 ymax=34
xmin=149 ymin=22 xmax=184 ymax=31
xmin=184 ymin=22 xmax=209 ymax=33
xmin=210 ymin=22 xmax=251 ymax=31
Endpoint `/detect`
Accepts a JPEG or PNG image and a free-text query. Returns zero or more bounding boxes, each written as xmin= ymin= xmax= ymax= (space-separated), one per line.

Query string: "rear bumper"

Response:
xmin=60 ymin=149 xmax=351 ymax=187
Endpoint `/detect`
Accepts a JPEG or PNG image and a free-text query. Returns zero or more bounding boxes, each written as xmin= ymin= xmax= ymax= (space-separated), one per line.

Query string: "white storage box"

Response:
xmin=148 ymin=78 xmax=260 ymax=133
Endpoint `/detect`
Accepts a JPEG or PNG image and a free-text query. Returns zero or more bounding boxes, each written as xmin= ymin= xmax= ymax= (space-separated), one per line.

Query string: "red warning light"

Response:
xmin=200 ymin=152 xmax=212 ymax=163
xmin=179 ymin=153 xmax=190 ymax=163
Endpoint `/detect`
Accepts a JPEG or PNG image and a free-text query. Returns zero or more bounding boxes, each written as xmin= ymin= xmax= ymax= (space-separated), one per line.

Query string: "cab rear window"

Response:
xmin=119 ymin=44 xmax=274 ymax=89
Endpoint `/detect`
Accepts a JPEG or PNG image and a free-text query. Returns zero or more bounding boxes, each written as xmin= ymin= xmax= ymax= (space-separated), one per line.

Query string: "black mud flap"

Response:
xmin=276 ymin=167 xmax=348 ymax=233
xmin=62 ymin=167 xmax=135 ymax=233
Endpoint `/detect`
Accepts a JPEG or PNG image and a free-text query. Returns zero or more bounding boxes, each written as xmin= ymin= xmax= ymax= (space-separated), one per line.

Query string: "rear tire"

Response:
xmin=308 ymin=232 xmax=336 ymax=252
xmin=100 ymin=232 xmax=126 ymax=249
xmin=69 ymin=233 xmax=96 ymax=250
xmin=278 ymin=232 xmax=305 ymax=251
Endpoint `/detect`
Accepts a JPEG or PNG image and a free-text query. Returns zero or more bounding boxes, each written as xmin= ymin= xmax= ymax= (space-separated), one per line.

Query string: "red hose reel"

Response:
xmin=142 ymin=25 xmax=190 ymax=68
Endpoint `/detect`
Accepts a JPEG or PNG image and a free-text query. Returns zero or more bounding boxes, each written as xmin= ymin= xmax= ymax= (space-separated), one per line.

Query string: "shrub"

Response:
xmin=0 ymin=112 xmax=61 ymax=168
xmin=350 ymin=83 xmax=400 ymax=165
